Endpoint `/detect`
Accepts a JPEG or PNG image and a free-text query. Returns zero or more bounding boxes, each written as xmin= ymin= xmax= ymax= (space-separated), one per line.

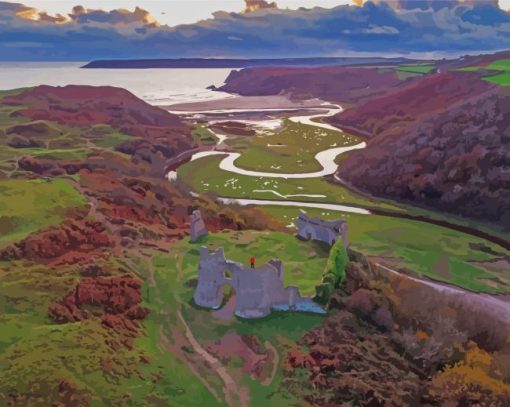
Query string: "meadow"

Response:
xmin=226 ymin=120 xmax=359 ymax=173
xmin=0 ymin=178 xmax=87 ymax=246
xmin=456 ymin=58 xmax=510 ymax=85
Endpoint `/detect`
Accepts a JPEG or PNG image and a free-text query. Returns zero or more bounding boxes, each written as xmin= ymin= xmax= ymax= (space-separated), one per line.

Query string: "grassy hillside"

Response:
xmin=0 ymin=178 xmax=86 ymax=246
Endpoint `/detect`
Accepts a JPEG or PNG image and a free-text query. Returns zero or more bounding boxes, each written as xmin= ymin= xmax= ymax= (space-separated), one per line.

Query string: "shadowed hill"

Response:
xmin=333 ymin=71 xmax=510 ymax=227
xmin=217 ymin=66 xmax=404 ymax=103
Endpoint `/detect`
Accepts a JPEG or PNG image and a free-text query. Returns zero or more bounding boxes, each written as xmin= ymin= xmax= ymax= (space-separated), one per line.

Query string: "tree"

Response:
xmin=314 ymin=240 xmax=348 ymax=305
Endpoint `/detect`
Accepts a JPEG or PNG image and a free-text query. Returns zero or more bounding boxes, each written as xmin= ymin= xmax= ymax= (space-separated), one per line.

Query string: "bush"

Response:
xmin=315 ymin=283 xmax=334 ymax=305
xmin=314 ymin=241 xmax=348 ymax=304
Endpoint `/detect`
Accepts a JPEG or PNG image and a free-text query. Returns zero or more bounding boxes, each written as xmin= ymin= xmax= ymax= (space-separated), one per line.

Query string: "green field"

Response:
xmin=0 ymin=178 xmax=87 ymax=246
xmin=397 ymin=64 xmax=436 ymax=74
xmin=456 ymin=58 xmax=510 ymax=85
xmin=227 ymin=120 xmax=359 ymax=173
xmin=192 ymin=123 xmax=219 ymax=145
xmin=178 ymin=148 xmax=509 ymax=294
xmin=262 ymin=206 xmax=509 ymax=294
xmin=178 ymin=154 xmax=404 ymax=212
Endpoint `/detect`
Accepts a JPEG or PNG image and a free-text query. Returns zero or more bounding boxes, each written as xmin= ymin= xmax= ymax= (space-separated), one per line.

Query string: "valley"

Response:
xmin=0 ymin=55 xmax=509 ymax=406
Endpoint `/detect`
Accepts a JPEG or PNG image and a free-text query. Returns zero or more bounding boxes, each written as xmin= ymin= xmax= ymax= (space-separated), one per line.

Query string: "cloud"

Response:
xmin=68 ymin=5 xmax=160 ymax=27
xmin=362 ymin=25 xmax=400 ymax=34
xmin=0 ymin=0 xmax=509 ymax=60
xmin=243 ymin=0 xmax=278 ymax=13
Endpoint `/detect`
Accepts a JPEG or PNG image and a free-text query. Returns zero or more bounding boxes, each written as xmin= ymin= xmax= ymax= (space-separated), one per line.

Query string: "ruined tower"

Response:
xmin=189 ymin=209 xmax=208 ymax=242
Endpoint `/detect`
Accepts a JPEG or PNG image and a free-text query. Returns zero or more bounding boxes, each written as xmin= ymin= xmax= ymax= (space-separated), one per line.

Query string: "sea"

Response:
xmin=0 ymin=62 xmax=233 ymax=106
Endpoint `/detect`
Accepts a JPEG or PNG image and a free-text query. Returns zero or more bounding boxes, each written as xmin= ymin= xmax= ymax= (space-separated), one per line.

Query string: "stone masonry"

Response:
xmin=190 ymin=209 xmax=208 ymax=242
xmin=193 ymin=247 xmax=324 ymax=319
xmin=297 ymin=211 xmax=348 ymax=248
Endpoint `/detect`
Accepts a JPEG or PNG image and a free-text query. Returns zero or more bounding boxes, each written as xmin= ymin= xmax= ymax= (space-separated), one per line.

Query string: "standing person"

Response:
xmin=250 ymin=256 xmax=255 ymax=269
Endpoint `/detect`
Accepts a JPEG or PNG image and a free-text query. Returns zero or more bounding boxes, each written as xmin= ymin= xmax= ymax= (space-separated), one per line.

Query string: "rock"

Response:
xmin=6 ymin=135 xmax=44 ymax=148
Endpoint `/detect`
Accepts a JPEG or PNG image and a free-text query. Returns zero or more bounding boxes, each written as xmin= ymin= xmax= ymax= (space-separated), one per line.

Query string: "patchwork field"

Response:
xmin=457 ymin=58 xmax=510 ymax=85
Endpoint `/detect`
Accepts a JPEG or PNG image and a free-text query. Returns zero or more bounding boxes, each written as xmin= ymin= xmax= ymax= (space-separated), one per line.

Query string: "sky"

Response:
xmin=2 ymin=0 xmax=510 ymax=60
xmin=1 ymin=1 xmax=361 ymax=26
xmin=8 ymin=0 xmax=510 ymax=27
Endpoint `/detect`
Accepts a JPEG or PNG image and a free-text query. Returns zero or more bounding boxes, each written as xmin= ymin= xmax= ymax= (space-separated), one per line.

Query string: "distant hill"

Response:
xmin=82 ymin=57 xmax=416 ymax=69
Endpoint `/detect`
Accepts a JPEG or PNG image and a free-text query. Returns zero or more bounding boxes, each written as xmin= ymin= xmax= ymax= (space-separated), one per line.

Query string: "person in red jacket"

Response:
xmin=250 ymin=256 xmax=255 ymax=269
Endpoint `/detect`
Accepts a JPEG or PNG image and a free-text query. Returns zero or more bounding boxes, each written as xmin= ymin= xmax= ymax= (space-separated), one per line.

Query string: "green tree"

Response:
xmin=314 ymin=240 xmax=348 ymax=305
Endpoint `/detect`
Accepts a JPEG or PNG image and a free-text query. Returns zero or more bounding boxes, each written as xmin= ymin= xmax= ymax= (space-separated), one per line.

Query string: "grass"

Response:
xmin=261 ymin=206 xmax=509 ymax=294
xmin=178 ymin=154 xmax=404 ymax=212
xmin=397 ymin=64 xmax=435 ymax=74
xmin=228 ymin=120 xmax=359 ymax=173
xmin=173 ymin=230 xmax=330 ymax=295
xmin=0 ymin=104 xmax=138 ymax=174
xmin=148 ymin=231 xmax=327 ymax=406
xmin=456 ymin=58 xmax=510 ymax=86
xmin=0 ymin=258 xmax=193 ymax=407
xmin=178 ymin=154 xmax=509 ymax=293
xmin=87 ymin=125 xmax=138 ymax=149
xmin=484 ymin=71 xmax=510 ymax=86
xmin=192 ymin=123 xmax=218 ymax=146
xmin=0 ymin=178 xmax=87 ymax=246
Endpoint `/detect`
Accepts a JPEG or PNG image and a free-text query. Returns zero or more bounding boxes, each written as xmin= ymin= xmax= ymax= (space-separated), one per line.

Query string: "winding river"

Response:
xmin=181 ymin=103 xmax=371 ymax=215
xmin=188 ymin=104 xmax=366 ymax=179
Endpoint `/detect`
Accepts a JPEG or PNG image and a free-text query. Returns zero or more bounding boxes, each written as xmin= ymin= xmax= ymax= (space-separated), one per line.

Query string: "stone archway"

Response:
xmin=213 ymin=283 xmax=237 ymax=321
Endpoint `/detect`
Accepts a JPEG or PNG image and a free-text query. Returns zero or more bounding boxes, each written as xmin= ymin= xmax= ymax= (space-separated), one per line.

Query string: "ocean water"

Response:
xmin=0 ymin=62 xmax=233 ymax=105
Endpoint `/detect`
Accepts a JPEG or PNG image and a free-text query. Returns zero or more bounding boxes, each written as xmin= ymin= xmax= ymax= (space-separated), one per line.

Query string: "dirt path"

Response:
xmin=261 ymin=341 xmax=279 ymax=386
xmin=158 ymin=324 xmax=223 ymax=404
xmin=176 ymin=310 xmax=250 ymax=407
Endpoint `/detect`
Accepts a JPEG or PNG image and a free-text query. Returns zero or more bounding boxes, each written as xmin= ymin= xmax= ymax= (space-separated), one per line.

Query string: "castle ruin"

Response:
xmin=297 ymin=211 xmax=348 ymax=248
xmin=193 ymin=247 xmax=325 ymax=319
xmin=190 ymin=209 xmax=208 ymax=242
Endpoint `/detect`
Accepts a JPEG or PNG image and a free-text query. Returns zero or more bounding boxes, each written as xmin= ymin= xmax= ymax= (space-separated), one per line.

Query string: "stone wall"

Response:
xmin=297 ymin=212 xmax=348 ymax=248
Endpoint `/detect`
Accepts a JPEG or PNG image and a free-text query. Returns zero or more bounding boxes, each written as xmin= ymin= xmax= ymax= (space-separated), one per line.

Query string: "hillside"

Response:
xmin=218 ymin=61 xmax=510 ymax=229
xmin=0 ymin=86 xmax=282 ymax=405
xmin=217 ymin=66 xmax=405 ymax=104
xmin=332 ymin=71 xmax=510 ymax=227
xmin=3 ymin=85 xmax=193 ymax=172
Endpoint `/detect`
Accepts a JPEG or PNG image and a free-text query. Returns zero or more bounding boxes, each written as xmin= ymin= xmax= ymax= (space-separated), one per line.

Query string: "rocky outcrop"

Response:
xmin=218 ymin=66 xmax=404 ymax=103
